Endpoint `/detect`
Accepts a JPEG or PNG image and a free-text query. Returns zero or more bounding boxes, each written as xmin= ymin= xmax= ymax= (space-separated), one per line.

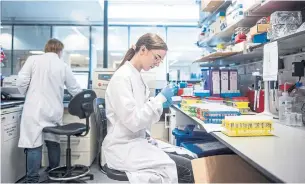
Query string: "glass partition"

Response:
xmin=130 ymin=26 xmax=167 ymax=80
xmin=108 ymin=26 xmax=128 ymax=69
xmin=167 ymin=27 xmax=202 ymax=80
xmin=0 ymin=26 xmax=13 ymax=76
xmin=52 ymin=26 xmax=90 ymax=72
xmin=13 ymin=25 xmax=51 ymax=74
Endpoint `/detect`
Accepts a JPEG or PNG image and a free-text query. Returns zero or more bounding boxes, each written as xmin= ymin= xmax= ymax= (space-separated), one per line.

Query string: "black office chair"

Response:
xmin=42 ymin=90 xmax=96 ymax=183
xmin=92 ymin=98 xmax=129 ymax=181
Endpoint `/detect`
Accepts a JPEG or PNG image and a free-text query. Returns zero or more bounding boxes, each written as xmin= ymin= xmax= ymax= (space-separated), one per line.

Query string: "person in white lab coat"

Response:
xmin=16 ymin=39 xmax=82 ymax=183
xmin=104 ymin=33 xmax=194 ymax=183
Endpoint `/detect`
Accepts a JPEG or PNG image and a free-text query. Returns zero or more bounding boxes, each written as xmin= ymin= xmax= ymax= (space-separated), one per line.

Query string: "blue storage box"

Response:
xmin=253 ymin=32 xmax=269 ymax=43
xmin=172 ymin=125 xmax=216 ymax=146
xmin=181 ymin=140 xmax=234 ymax=158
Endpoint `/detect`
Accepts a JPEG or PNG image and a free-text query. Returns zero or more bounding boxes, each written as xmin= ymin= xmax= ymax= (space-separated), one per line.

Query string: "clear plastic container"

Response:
xmin=279 ymin=92 xmax=294 ymax=124
xmin=291 ymin=87 xmax=305 ymax=124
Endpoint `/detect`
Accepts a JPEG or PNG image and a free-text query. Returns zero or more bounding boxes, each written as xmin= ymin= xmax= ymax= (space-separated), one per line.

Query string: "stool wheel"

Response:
xmin=48 ymin=165 xmax=90 ymax=181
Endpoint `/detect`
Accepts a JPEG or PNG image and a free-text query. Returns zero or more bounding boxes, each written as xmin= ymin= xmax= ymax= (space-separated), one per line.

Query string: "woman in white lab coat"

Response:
xmin=103 ymin=33 xmax=194 ymax=183
xmin=17 ymin=39 xmax=82 ymax=183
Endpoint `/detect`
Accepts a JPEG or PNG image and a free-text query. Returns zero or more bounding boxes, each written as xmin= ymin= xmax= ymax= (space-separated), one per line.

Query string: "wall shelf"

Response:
xmin=249 ymin=0 xmax=305 ymax=16
xmin=198 ymin=15 xmax=262 ymax=47
xmin=197 ymin=30 xmax=305 ymax=67
xmin=197 ymin=0 xmax=305 ymax=48
xmin=199 ymin=0 xmax=231 ymax=26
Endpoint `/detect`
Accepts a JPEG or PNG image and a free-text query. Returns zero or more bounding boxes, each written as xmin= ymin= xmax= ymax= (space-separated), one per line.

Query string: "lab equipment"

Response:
xmin=42 ymin=90 xmax=96 ymax=182
xmin=291 ymin=85 xmax=305 ymax=124
xmin=269 ymin=11 xmax=302 ymax=40
xmin=1 ymin=105 xmax=26 ymax=183
xmin=1 ymin=75 xmax=25 ymax=99
xmin=172 ymin=125 xmax=216 ymax=146
xmin=211 ymin=69 xmax=221 ymax=96
xmin=72 ymin=72 xmax=89 ymax=89
xmin=92 ymin=68 xmax=115 ymax=99
xmin=221 ymin=70 xmax=229 ymax=93
xmin=180 ymin=140 xmax=233 ymax=158
xmin=222 ymin=115 xmax=274 ymax=137
xmin=279 ymin=91 xmax=294 ymax=124
xmin=189 ymin=103 xmax=240 ymax=124
xmin=201 ymin=69 xmax=209 ymax=91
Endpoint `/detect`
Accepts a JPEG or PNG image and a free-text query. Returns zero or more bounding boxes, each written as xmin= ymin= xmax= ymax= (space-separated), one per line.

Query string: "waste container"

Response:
xmin=180 ymin=140 xmax=234 ymax=158
xmin=172 ymin=125 xmax=216 ymax=146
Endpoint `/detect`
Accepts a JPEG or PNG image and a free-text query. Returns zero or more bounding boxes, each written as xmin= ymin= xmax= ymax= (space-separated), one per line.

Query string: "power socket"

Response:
xmin=292 ymin=60 xmax=305 ymax=77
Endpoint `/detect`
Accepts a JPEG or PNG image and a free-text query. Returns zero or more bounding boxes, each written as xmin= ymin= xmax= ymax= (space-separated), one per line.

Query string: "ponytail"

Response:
xmin=118 ymin=48 xmax=135 ymax=69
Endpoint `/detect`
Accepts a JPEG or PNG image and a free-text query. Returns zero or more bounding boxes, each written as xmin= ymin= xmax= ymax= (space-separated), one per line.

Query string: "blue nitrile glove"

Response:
xmin=163 ymin=101 xmax=171 ymax=108
xmin=161 ymin=86 xmax=174 ymax=104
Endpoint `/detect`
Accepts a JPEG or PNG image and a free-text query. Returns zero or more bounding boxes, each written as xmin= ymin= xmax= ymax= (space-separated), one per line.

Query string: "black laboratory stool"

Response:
xmin=42 ymin=90 xmax=96 ymax=183
xmin=92 ymin=98 xmax=129 ymax=181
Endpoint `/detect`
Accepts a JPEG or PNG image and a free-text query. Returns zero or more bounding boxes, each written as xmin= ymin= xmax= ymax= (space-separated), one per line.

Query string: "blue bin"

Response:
xmin=172 ymin=125 xmax=216 ymax=146
xmin=181 ymin=140 xmax=234 ymax=158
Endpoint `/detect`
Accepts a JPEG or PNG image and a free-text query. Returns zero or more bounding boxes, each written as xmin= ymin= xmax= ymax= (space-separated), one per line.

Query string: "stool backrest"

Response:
xmin=68 ymin=90 xmax=97 ymax=136
xmin=92 ymin=98 xmax=108 ymax=153
xmin=68 ymin=90 xmax=97 ymax=119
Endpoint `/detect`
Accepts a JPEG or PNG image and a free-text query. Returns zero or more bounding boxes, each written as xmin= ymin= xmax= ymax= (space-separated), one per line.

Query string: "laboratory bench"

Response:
xmin=171 ymin=105 xmax=305 ymax=183
xmin=1 ymin=101 xmax=25 ymax=183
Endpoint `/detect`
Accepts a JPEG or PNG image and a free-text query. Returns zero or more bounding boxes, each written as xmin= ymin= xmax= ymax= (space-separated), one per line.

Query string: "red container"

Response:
xmin=247 ymin=89 xmax=264 ymax=113
xmin=279 ymin=84 xmax=293 ymax=92
xmin=177 ymin=88 xmax=184 ymax=96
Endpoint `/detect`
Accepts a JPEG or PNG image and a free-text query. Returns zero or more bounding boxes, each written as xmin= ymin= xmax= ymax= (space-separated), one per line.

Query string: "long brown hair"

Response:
xmin=118 ymin=33 xmax=168 ymax=68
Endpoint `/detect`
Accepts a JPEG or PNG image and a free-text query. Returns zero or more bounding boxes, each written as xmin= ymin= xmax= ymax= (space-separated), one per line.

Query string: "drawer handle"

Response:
xmin=60 ymin=140 xmax=80 ymax=144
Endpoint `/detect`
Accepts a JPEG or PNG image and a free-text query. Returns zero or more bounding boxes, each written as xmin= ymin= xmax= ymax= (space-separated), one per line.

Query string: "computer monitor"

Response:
xmin=64 ymin=72 xmax=89 ymax=89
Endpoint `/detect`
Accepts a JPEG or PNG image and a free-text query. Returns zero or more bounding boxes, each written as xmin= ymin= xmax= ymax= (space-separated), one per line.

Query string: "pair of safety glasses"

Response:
xmin=151 ymin=51 xmax=163 ymax=63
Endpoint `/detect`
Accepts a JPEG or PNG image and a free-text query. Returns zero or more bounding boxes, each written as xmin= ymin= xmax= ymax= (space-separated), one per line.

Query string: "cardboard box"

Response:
xmin=250 ymin=24 xmax=270 ymax=36
xmin=201 ymin=0 xmax=224 ymax=12
xmin=192 ymin=155 xmax=269 ymax=183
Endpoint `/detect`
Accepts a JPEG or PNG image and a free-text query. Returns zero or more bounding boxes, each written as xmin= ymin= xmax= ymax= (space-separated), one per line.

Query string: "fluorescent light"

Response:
xmin=110 ymin=52 xmax=123 ymax=56
xmin=70 ymin=53 xmax=82 ymax=57
xmin=29 ymin=51 xmax=44 ymax=55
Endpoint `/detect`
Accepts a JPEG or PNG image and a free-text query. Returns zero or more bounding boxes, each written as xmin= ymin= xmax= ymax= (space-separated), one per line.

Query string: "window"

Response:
xmin=91 ymin=26 xmax=103 ymax=70
xmin=130 ymin=27 xmax=167 ymax=80
xmin=108 ymin=26 xmax=128 ymax=69
xmin=13 ymin=26 xmax=51 ymax=74
xmin=52 ymin=26 xmax=90 ymax=72
xmin=0 ymin=26 xmax=12 ymax=76
xmin=130 ymin=27 xmax=166 ymax=45
xmin=167 ymin=27 xmax=202 ymax=80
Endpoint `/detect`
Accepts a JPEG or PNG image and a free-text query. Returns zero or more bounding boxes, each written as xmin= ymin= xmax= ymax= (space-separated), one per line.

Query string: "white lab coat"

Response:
xmin=17 ymin=52 xmax=82 ymax=148
xmin=103 ymin=61 xmax=178 ymax=183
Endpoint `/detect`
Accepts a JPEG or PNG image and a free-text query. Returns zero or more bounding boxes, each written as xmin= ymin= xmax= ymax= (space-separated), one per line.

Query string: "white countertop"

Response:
xmin=173 ymin=105 xmax=305 ymax=183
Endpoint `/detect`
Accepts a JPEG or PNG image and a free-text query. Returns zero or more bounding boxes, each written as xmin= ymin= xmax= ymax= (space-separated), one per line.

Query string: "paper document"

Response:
xmin=263 ymin=41 xmax=278 ymax=81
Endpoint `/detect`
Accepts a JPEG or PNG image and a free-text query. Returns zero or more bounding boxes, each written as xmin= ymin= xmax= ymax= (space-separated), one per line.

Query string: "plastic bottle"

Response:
xmin=279 ymin=91 xmax=294 ymax=125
